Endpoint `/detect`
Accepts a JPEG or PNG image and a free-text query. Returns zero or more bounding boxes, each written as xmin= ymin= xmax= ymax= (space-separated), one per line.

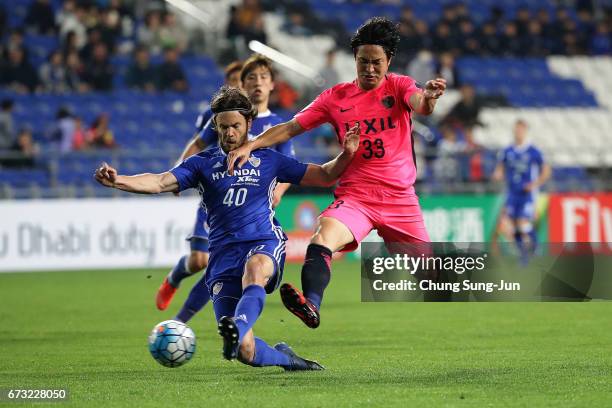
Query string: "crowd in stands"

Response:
xmin=0 ymin=0 xmax=610 ymax=193
xmin=0 ymin=0 xmax=190 ymax=94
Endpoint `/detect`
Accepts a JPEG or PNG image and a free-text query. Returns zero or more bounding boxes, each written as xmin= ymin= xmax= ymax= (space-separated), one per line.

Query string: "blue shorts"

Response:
xmin=206 ymin=238 xmax=286 ymax=322
xmin=186 ymin=207 xmax=209 ymax=252
xmin=505 ymin=194 xmax=535 ymax=220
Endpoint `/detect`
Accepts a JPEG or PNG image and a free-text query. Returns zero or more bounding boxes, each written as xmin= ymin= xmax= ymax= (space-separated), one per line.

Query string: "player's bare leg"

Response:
xmin=281 ymin=217 xmax=354 ymax=328
xmin=156 ymin=250 xmax=209 ymax=311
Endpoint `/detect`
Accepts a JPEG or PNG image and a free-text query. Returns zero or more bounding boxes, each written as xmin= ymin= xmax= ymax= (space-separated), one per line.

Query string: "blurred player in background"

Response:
xmin=96 ymin=86 xmax=360 ymax=370
xmin=228 ymin=17 xmax=446 ymax=329
xmin=492 ymin=119 xmax=551 ymax=264
xmin=155 ymin=61 xmax=243 ymax=313
xmin=157 ymin=55 xmax=296 ymax=325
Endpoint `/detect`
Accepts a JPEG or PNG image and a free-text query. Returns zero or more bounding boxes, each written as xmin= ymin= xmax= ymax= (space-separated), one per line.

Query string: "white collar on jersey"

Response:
xmin=257 ymin=110 xmax=272 ymax=118
xmin=512 ymin=142 xmax=531 ymax=152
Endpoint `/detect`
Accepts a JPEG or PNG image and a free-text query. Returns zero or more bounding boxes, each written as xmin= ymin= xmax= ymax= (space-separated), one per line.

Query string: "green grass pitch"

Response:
xmin=1 ymin=261 xmax=611 ymax=407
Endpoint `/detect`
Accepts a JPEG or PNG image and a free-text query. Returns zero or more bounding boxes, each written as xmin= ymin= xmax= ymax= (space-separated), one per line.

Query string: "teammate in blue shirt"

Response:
xmin=95 ymin=86 xmax=360 ymax=370
xmin=493 ymin=119 xmax=550 ymax=262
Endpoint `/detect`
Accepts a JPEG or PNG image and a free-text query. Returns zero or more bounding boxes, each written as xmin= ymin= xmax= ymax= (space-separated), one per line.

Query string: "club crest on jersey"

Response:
xmin=381 ymin=95 xmax=395 ymax=109
xmin=248 ymin=156 xmax=261 ymax=168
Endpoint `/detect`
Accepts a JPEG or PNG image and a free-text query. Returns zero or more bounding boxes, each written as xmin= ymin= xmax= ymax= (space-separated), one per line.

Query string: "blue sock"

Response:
xmin=234 ymin=285 xmax=266 ymax=343
xmin=529 ymin=229 xmax=538 ymax=252
xmin=175 ymin=273 xmax=210 ymax=323
xmin=167 ymin=255 xmax=193 ymax=287
xmin=248 ymin=337 xmax=291 ymax=367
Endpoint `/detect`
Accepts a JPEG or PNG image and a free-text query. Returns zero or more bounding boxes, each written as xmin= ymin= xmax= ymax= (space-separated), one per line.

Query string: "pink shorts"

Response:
xmin=320 ymin=190 xmax=430 ymax=252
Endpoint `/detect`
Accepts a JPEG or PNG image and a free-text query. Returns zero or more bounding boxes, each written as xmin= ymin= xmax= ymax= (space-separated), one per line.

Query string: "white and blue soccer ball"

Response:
xmin=148 ymin=320 xmax=196 ymax=368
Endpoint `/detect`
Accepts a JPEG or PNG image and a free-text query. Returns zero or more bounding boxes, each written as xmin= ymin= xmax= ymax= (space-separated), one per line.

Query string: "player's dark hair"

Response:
xmin=224 ymin=60 xmax=243 ymax=81
xmin=240 ymin=54 xmax=275 ymax=83
xmin=515 ymin=119 xmax=528 ymax=127
xmin=350 ymin=17 xmax=400 ymax=59
xmin=210 ymin=85 xmax=257 ymax=122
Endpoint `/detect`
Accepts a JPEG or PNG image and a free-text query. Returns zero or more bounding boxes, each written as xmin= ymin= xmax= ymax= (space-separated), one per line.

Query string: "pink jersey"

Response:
xmin=295 ymin=73 xmax=421 ymax=202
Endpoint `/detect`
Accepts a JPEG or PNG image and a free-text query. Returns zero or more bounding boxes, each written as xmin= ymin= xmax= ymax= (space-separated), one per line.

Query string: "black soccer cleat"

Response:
xmin=217 ymin=316 xmax=239 ymax=361
xmin=280 ymin=283 xmax=320 ymax=329
xmin=274 ymin=342 xmax=324 ymax=371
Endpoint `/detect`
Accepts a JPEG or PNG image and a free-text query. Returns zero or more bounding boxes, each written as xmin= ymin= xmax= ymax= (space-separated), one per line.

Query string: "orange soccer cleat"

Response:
xmin=156 ymin=277 xmax=178 ymax=311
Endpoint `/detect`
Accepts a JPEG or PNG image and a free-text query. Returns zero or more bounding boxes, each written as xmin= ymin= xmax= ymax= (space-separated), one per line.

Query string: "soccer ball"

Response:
xmin=148 ymin=320 xmax=196 ymax=368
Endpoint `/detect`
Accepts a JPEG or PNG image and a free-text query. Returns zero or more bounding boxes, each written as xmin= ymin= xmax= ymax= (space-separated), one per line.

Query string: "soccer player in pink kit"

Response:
xmin=228 ymin=17 xmax=446 ymax=328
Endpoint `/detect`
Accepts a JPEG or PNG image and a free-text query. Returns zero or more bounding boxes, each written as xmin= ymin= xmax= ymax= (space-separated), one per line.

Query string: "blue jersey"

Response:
xmin=499 ymin=144 xmax=544 ymax=196
xmin=170 ymin=147 xmax=308 ymax=249
xmin=194 ymin=108 xmax=213 ymax=133
xmin=199 ymin=110 xmax=295 ymax=157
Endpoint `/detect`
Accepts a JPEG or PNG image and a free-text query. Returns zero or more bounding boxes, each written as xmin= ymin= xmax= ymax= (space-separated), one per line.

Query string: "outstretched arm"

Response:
xmin=409 ymin=78 xmax=447 ymax=115
xmin=94 ymin=162 xmax=179 ymax=194
xmin=228 ymin=119 xmax=305 ymax=174
xmin=300 ymin=124 xmax=360 ymax=187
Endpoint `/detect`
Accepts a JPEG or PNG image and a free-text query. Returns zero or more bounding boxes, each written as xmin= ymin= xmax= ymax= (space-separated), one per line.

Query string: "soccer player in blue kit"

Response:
xmin=95 ymin=86 xmax=360 ymax=370
xmin=155 ymin=60 xmax=243 ymax=312
xmin=157 ymin=55 xmax=296 ymax=322
xmin=493 ymin=119 xmax=551 ymax=263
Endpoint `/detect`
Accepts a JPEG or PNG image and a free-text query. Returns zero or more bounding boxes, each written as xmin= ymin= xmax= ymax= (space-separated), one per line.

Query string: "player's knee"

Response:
xmin=243 ymin=254 xmax=273 ymax=287
xmin=310 ymin=218 xmax=352 ymax=252
xmin=517 ymin=221 xmax=532 ymax=234
xmin=188 ymin=251 xmax=209 ymax=272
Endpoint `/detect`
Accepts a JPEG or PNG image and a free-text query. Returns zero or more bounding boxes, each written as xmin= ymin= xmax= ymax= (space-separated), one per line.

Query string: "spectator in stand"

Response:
xmin=39 ymin=50 xmax=68 ymax=93
xmin=435 ymin=52 xmax=460 ymax=89
xmin=51 ymin=107 xmax=76 ymax=153
xmin=268 ymin=72 xmax=298 ymax=110
xmin=24 ymin=0 xmax=56 ymax=35
xmin=282 ymin=12 xmax=312 ymax=36
xmin=61 ymin=30 xmax=80 ymax=58
xmin=1 ymin=48 xmax=39 ymax=93
xmin=414 ymin=20 xmax=432 ymax=51
xmin=479 ymin=22 xmax=502 ymax=55
xmin=398 ymin=19 xmax=421 ymax=64
xmin=525 ymin=21 xmax=547 ymax=56
xmin=0 ymin=99 xmax=15 ymax=150
xmin=500 ymin=22 xmax=524 ymax=56
xmin=79 ymin=27 xmax=102 ymax=63
xmin=2 ymin=28 xmax=29 ymax=61
xmin=407 ymin=50 xmax=435 ymax=88
xmin=98 ymin=6 xmax=121 ymax=53
xmin=318 ymin=49 xmax=339 ymax=90
xmin=443 ymin=84 xmax=483 ymax=130
xmin=160 ymin=12 xmax=188 ymax=53
xmin=64 ymin=50 xmax=86 ymax=92
xmin=125 ymin=46 xmax=157 ymax=92
xmin=440 ymin=4 xmax=461 ymax=36
xmin=591 ymin=22 xmax=611 ymax=55
xmin=58 ymin=1 xmax=87 ymax=50
xmin=138 ymin=10 xmax=164 ymax=55
xmin=87 ymin=114 xmax=116 ymax=148
xmin=432 ymin=22 xmax=458 ymax=54
xmin=514 ymin=6 xmax=531 ymax=37
xmin=458 ymin=19 xmax=479 ymax=55
xmin=81 ymin=43 xmax=113 ymax=91
xmin=434 ymin=125 xmax=465 ymax=183
xmin=5 ymin=127 xmax=39 ymax=168
xmin=156 ymin=46 xmax=188 ymax=92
